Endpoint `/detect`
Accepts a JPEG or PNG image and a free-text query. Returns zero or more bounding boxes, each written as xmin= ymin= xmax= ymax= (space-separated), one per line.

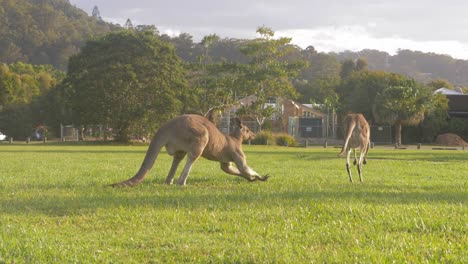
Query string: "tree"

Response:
xmin=181 ymin=34 xmax=242 ymax=116
xmin=65 ymin=30 xmax=186 ymax=142
xmin=427 ymin=79 xmax=454 ymax=90
xmin=238 ymin=26 xmax=307 ymax=130
xmin=92 ymin=5 xmax=102 ymax=21
xmin=0 ymin=62 xmax=64 ymax=138
xmin=124 ymin=19 xmax=134 ymax=29
xmin=337 ymin=70 xmax=410 ymax=122
xmin=339 ymin=59 xmax=357 ymax=80
xmin=0 ymin=0 xmax=120 ymax=70
xmin=355 ymin=58 xmax=368 ymax=71
xmin=297 ymin=48 xmax=341 ymax=104
xmin=373 ymin=84 xmax=435 ymax=146
xmin=200 ymin=34 xmax=220 ymax=64
xmin=185 ymin=62 xmax=240 ymax=116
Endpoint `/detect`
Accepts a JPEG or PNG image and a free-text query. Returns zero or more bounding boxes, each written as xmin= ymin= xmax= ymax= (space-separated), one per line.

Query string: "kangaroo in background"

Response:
xmin=111 ymin=114 xmax=269 ymax=186
xmin=338 ymin=113 xmax=370 ymax=182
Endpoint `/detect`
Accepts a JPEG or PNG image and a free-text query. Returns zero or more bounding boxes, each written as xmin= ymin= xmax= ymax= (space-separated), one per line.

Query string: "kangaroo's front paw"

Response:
xmin=258 ymin=174 xmax=269 ymax=181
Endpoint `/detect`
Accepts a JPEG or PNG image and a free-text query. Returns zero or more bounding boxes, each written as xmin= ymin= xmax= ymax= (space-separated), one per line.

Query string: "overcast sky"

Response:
xmin=69 ymin=0 xmax=468 ymax=60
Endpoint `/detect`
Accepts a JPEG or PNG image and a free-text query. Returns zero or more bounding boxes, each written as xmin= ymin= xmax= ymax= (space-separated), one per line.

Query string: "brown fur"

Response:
xmin=111 ymin=114 xmax=269 ymax=186
xmin=338 ymin=113 xmax=370 ymax=182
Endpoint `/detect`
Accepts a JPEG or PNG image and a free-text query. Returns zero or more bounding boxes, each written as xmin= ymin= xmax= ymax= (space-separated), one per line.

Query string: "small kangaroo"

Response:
xmin=338 ymin=113 xmax=370 ymax=182
xmin=111 ymin=114 xmax=269 ymax=186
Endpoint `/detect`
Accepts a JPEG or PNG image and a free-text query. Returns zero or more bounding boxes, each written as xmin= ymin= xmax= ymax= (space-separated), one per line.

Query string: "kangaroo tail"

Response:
xmin=338 ymin=117 xmax=356 ymax=157
xmin=110 ymin=131 xmax=165 ymax=187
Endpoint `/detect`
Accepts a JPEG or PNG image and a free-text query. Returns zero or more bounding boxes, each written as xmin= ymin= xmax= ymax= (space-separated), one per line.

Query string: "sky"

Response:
xmin=69 ymin=0 xmax=468 ymax=60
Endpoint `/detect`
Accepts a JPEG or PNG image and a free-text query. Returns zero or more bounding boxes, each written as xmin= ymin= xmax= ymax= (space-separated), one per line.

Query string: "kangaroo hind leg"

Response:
xmin=346 ymin=148 xmax=353 ymax=182
xmin=357 ymin=146 xmax=366 ymax=182
xmin=176 ymin=135 xmax=208 ymax=186
xmin=165 ymin=151 xmax=186 ymax=185
xmin=176 ymin=153 xmax=200 ymax=186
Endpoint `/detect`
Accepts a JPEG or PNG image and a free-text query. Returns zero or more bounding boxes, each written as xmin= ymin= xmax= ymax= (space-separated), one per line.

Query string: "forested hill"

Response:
xmin=0 ymin=0 xmax=119 ymax=70
xmin=332 ymin=49 xmax=468 ymax=87
xmin=1 ymin=0 xmax=468 ymax=87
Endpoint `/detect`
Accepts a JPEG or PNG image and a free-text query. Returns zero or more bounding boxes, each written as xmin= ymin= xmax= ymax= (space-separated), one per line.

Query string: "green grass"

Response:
xmin=0 ymin=144 xmax=466 ymax=263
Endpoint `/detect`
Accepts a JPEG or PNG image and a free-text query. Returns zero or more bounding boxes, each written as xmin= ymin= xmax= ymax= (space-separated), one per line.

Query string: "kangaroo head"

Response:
xmin=234 ymin=118 xmax=255 ymax=140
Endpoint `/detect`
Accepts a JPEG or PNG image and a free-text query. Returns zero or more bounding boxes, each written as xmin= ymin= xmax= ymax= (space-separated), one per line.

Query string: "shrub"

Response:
xmin=251 ymin=131 xmax=275 ymax=145
xmin=275 ymin=133 xmax=296 ymax=147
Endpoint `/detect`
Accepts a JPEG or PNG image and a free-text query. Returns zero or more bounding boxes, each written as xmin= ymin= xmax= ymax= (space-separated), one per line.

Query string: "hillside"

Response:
xmin=1 ymin=0 xmax=467 ymax=87
xmin=0 ymin=0 xmax=119 ymax=70
xmin=332 ymin=49 xmax=468 ymax=87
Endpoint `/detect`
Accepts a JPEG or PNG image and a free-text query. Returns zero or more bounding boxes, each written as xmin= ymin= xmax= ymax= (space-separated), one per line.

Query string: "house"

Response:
xmin=434 ymin=87 xmax=468 ymax=118
xmin=282 ymin=99 xmax=329 ymax=138
xmin=218 ymin=96 xmax=330 ymax=138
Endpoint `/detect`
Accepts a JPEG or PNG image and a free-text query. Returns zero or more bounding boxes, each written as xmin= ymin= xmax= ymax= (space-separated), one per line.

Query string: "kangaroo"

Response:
xmin=338 ymin=113 xmax=370 ymax=182
xmin=111 ymin=114 xmax=269 ymax=186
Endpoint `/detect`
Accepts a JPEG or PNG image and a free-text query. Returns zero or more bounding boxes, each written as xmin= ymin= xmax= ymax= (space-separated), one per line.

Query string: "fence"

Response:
xmin=288 ymin=117 xmax=392 ymax=144
xmin=60 ymin=124 xmax=79 ymax=141
xmin=218 ymin=115 xmax=261 ymax=134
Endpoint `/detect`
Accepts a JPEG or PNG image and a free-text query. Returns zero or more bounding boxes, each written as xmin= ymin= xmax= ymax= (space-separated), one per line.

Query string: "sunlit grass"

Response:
xmin=0 ymin=144 xmax=466 ymax=263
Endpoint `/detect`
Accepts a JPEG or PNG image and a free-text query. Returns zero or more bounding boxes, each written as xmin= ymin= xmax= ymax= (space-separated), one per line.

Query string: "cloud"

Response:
xmin=160 ymin=28 xmax=182 ymax=38
xmin=70 ymin=0 xmax=468 ymax=60
xmin=278 ymin=25 xmax=468 ymax=60
xmin=127 ymin=8 xmax=145 ymax=15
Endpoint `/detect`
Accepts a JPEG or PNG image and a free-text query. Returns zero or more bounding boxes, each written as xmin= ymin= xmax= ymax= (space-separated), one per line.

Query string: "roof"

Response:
xmin=434 ymin=87 xmax=464 ymax=95
xmin=289 ymin=100 xmax=326 ymax=117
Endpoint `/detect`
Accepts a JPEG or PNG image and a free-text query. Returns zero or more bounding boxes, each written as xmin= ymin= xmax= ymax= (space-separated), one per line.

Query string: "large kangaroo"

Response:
xmin=111 ymin=114 xmax=269 ymax=186
xmin=338 ymin=113 xmax=370 ymax=182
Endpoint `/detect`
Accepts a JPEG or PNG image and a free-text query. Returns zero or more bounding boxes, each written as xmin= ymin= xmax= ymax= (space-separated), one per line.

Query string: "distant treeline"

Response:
xmin=1 ymin=0 xmax=468 ymax=87
xmin=0 ymin=0 xmax=467 ymax=143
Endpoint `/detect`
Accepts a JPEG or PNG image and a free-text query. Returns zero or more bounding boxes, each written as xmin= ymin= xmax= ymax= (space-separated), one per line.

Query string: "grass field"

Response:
xmin=0 ymin=143 xmax=466 ymax=263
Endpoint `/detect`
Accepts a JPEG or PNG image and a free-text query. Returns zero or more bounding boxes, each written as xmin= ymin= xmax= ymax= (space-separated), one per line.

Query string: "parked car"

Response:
xmin=0 ymin=132 xmax=6 ymax=141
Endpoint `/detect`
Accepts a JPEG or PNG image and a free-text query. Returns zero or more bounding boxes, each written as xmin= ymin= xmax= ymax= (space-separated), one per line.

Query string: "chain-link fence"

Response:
xmin=60 ymin=124 xmax=79 ymax=141
xmin=288 ymin=116 xmax=392 ymax=144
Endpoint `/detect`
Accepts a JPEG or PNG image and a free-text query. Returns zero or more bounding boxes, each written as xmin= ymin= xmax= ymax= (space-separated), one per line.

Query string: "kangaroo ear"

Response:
xmin=234 ymin=117 xmax=242 ymax=127
xmin=207 ymin=110 xmax=215 ymax=124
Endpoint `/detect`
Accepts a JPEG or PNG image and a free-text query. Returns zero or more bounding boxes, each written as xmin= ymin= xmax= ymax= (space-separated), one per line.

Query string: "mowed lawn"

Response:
xmin=0 ymin=144 xmax=466 ymax=263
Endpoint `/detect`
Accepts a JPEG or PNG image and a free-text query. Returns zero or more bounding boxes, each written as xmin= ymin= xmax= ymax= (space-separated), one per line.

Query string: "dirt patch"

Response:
xmin=435 ymin=133 xmax=468 ymax=147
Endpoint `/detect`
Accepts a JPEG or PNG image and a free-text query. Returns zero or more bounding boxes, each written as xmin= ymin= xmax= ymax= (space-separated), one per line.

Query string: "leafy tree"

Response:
xmin=427 ymin=79 xmax=454 ymax=90
xmin=64 ymin=30 xmax=186 ymax=142
xmin=339 ymin=59 xmax=356 ymax=80
xmin=412 ymin=93 xmax=449 ymax=142
xmin=0 ymin=62 xmax=64 ymax=138
xmin=185 ymin=62 xmax=240 ymax=116
xmin=0 ymin=62 xmax=62 ymax=108
xmin=297 ymin=47 xmax=341 ymax=104
xmin=200 ymin=34 xmax=220 ymax=64
xmin=92 ymin=6 xmax=102 ymax=21
xmin=373 ymin=84 xmax=436 ymax=145
xmin=180 ymin=34 xmax=243 ymax=116
xmin=337 ymin=70 xmax=411 ymax=121
xmin=165 ymin=33 xmax=197 ymax=62
xmin=355 ymin=58 xmax=368 ymax=71
xmin=0 ymin=0 xmax=119 ymax=70
xmin=237 ymin=26 xmax=307 ymax=130
xmin=339 ymin=58 xmax=368 ymax=80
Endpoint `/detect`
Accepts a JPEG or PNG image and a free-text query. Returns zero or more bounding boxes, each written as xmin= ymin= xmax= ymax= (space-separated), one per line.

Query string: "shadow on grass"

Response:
xmin=244 ymin=149 xmax=468 ymax=162
xmin=0 ymin=149 xmax=146 ymax=154
xmin=1 ymin=181 xmax=465 ymax=216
